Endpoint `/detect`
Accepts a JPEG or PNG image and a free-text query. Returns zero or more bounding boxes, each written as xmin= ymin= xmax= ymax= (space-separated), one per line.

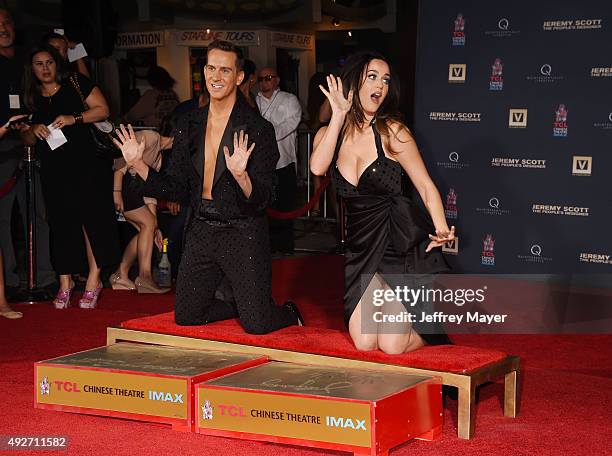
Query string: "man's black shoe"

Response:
xmin=284 ymin=300 xmax=304 ymax=326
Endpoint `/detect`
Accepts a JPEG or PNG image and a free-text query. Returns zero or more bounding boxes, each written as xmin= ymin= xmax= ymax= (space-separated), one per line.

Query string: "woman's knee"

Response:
xmin=351 ymin=333 xmax=378 ymax=352
xmin=133 ymin=217 xmax=156 ymax=233
xmin=377 ymin=332 xmax=423 ymax=355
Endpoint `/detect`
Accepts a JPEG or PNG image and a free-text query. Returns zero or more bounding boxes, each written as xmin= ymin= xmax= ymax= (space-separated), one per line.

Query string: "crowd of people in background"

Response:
xmin=0 ymin=6 xmax=326 ymax=319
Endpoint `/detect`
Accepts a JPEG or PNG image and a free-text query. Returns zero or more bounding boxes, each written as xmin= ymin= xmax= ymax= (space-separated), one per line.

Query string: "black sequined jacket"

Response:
xmin=144 ymin=91 xmax=279 ymax=222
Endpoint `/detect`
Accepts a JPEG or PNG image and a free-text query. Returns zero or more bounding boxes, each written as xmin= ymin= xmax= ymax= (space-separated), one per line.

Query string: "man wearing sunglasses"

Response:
xmin=256 ymin=67 xmax=302 ymax=255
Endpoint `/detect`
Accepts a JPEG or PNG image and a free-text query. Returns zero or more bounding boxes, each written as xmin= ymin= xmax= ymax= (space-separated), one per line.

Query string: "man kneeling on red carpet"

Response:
xmin=113 ymin=40 xmax=302 ymax=334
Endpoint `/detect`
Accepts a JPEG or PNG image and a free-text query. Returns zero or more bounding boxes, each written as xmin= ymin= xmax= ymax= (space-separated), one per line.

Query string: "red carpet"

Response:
xmin=1 ymin=255 xmax=611 ymax=455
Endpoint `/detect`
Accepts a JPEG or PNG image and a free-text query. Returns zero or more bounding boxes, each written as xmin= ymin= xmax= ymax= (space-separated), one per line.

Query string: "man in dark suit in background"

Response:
xmin=116 ymin=40 xmax=301 ymax=333
xmin=0 ymin=8 xmax=55 ymax=295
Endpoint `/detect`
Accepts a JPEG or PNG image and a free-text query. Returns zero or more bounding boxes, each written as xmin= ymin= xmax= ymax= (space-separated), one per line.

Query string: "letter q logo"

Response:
xmin=540 ymin=64 xmax=552 ymax=76
xmin=498 ymin=18 xmax=509 ymax=30
xmin=449 ymin=152 xmax=459 ymax=162
xmin=531 ymin=244 xmax=542 ymax=256
xmin=489 ymin=197 xmax=500 ymax=209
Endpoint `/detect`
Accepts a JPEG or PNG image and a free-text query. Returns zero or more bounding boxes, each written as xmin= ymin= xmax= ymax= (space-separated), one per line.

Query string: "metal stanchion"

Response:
xmin=14 ymin=146 xmax=53 ymax=303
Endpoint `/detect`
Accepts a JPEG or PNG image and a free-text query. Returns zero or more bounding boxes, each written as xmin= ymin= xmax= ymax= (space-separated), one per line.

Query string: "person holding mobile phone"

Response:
xmin=0 ymin=113 xmax=28 ymax=319
xmin=0 ymin=8 xmax=56 ymax=294
xmin=0 ymin=114 xmax=28 ymax=137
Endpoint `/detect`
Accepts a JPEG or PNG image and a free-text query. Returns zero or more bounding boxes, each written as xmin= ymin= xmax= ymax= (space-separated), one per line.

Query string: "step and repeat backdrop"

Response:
xmin=413 ymin=0 xmax=612 ymax=273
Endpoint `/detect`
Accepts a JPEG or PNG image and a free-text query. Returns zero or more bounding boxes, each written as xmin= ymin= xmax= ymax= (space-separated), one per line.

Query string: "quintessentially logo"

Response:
xmin=485 ymin=17 xmax=520 ymax=37
xmin=148 ymin=391 xmax=184 ymax=403
xmin=593 ymin=112 xmax=612 ymax=130
xmin=445 ymin=188 xmax=458 ymax=219
xmin=489 ymin=58 xmax=503 ymax=90
xmin=526 ymin=64 xmax=563 ymax=83
xmin=509 ymin=109 xmax=528 ymax=128
xmin=202 ymin=400 xmax=214 ymax=420
xmin=477 ymin=197 xmax=511 ymax=216
xmin=448 ymin=64 xmax=466 ymax=83
xmin=491 ymin=157 xmax=546 ymax=169
xmin=572 ymin=156 xmax=592 ymax=176
xmin=518 ymin=244 xmax=552 ymax=264
xmin=442 ymin=237 xmax=459 ymax=255
xmin=543 ymin=19 xmax=603 ymax=31
xmin=481 ymin=234 xmax=495 ymax=266
xmin=429 ymin=112 xmax=481 ymax=122
xmin=579 ymin=252 xmax=612 ymax=265
xmin=532 ymin=204 xmax=589 ymax=217
xmin=40 ymin=376 xmax=50 ymax=396
xmin=452 ymin=13 xmax=466 ymax=46
xmin=553 ymin=104 xmax=568 ymax=137
xmin=437 ymin=151 xmax=469 ymax=170
xmin=325 ymin=416 xmax=367 ymax=431
xmin=591 ymin=67 xmax=612 ymax=77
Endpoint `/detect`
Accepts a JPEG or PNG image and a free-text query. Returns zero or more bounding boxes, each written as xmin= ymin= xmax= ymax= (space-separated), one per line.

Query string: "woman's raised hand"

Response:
xmin=319 ymin=75 xmax=353 ymax=118
xmin=113 ymin=124 xmax=144 ymax=165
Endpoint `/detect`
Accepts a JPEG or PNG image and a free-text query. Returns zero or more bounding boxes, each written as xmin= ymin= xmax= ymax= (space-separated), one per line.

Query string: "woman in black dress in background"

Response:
xmin=310 ymin=51 xmax=455 ymax=354
xmin=22 ymin=44 xmax=119 ymax=309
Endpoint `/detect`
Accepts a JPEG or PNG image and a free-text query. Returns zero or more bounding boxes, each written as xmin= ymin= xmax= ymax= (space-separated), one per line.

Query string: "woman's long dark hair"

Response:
xmin=340 ymin=50 xmax=409 ymax=148
xmin=22 ymin=44 xmax=69 ymax=112
xmin=147 ymin=66 xmax=175 ymax=91
xmin=159 ymin=113 xmax=178 ymax=137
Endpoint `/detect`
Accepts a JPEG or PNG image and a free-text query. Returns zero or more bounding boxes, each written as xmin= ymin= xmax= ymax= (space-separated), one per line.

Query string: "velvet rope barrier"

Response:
xmin=0 ymin=164 xmax=22 ymax=199
xmin=267 ymin=174 xmax=332 ymax=220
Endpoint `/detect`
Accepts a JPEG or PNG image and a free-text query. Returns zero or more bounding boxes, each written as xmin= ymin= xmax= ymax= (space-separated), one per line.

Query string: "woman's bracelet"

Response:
xmin=73 ymin=113 xmax=84 ymax=124
xmin=113 ymin=189 xmax=122 ymax=192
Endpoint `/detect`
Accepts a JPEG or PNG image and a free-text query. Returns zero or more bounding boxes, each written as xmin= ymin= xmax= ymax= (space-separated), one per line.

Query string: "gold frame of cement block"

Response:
xmin=107 ymin=327 xmax=520 ymax=440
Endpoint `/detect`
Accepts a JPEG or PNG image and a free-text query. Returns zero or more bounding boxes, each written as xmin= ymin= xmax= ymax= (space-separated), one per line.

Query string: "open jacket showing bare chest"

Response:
xmin=144 ymin=92 xmax=279 ymax=222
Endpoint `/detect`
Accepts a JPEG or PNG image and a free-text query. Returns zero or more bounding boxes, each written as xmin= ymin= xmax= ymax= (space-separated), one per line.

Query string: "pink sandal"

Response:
xmin=53 ymin=286 xmax=75 ymax=309
xmin=78 ymin=284 xmax=102 ymax=309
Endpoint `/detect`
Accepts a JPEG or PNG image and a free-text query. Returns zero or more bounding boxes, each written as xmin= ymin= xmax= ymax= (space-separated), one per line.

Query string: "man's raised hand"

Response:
xmin=223 ymin=130 xmax=255 ymax=179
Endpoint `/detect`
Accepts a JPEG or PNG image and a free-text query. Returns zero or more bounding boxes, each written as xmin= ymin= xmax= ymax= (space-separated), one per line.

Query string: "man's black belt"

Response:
xmin=195 ymin=198 xmax=231 ymax=226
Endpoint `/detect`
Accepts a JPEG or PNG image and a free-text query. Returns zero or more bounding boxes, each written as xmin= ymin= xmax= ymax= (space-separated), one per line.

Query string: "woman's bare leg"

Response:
xmin=116 ymin=233 xmax=138 ymax=279
xmin=124 ymin=206 xmax=156 ymax=281
xmin=82 ymin=227 xmax=101 ymax=290
xmin=375 ymin=273 xmax=424 ymax=354
xmin=58 ymin=274 xmax=74 ymax=291
xmin=349 ymin=272 xmax=424 ymax=354
xmin=0 ymin=250 xmax=14 ymax=312
xmin=348 ymin=273 xmax=390 ymax=351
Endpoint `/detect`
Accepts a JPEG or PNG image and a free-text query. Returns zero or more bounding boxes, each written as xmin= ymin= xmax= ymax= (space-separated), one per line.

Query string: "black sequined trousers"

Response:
xmin=175 ymin=216 xmax=297 ymax=334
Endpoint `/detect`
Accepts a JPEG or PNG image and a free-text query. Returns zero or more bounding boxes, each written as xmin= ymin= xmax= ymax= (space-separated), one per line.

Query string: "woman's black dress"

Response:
xmin=332 ymin=123 xmax=451 ymax=345
xmin=31 ymin=74 xmax=119 ymax=274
